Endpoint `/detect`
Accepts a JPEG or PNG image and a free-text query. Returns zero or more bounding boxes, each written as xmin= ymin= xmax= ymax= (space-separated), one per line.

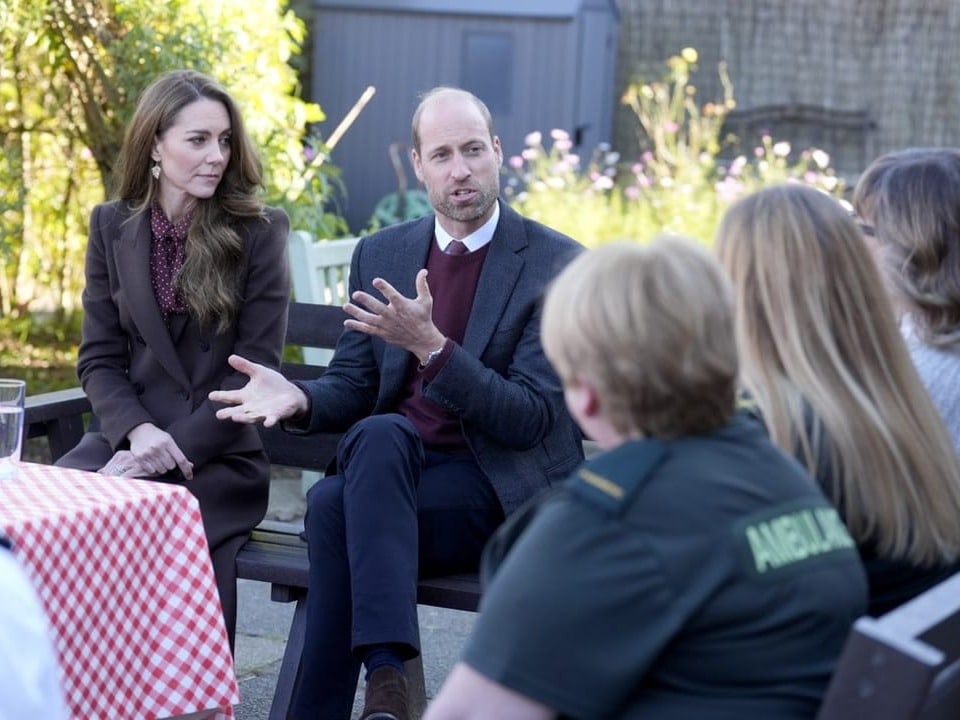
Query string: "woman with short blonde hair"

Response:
xmin=426 ymin=236 xmax=867 ymax=720
xmin=716 ymin=183 xmax=960 ymax=615
xmin=541 ymin=238 xmax=738 ymax=439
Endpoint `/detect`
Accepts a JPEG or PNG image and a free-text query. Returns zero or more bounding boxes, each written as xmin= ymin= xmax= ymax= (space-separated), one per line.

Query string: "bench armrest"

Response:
xmin=25 ymin=386 xmax=90 ymax=462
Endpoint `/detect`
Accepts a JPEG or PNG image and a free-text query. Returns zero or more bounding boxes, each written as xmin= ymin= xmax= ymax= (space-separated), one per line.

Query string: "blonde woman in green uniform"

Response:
xmin=425 ymin=237 xmax=869 ymax=720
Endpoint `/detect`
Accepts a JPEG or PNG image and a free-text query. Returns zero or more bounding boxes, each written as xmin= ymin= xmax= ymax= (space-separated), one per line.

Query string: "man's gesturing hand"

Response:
xmin=344 ymin=269 xmax=446 ymax=363
xmin=210 ymin=354 xmax=309 ymax=428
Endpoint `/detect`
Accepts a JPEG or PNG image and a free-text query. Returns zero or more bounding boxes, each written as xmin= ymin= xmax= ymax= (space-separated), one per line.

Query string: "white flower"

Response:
xmin=773 ymin=141 xmax=791 ymax=157
xmin=811 ymin=149 xmax=831 ymax=169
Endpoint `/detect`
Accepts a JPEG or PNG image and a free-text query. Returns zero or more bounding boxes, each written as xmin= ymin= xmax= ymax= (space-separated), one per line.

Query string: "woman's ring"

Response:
xmin=115 ymin=465 xmax=126 ymax=474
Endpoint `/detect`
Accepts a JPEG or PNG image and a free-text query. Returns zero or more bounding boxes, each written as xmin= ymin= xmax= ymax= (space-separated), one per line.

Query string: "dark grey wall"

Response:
xmin=613 ymin=0 xmax=960 ymax=186
xmin=311 ymin=0 xmax=619 ymax=233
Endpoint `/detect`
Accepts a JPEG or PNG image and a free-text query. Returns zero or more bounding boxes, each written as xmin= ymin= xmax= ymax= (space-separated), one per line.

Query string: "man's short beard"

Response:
xmin=433 ymin=186 xmax=498 ymax=223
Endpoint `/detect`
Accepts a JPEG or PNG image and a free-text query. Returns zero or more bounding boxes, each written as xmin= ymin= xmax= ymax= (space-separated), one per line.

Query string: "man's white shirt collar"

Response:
xmin=435 ymin=201 xmax=500 ymax=253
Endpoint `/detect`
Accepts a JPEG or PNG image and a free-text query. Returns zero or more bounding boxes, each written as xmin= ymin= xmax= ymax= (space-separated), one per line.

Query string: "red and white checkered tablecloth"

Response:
xmin=0 ymin=462 xmax=240 ymax=720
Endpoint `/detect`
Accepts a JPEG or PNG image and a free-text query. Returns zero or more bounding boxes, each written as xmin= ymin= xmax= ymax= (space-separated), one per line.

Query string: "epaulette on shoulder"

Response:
xmin=735 ymin=391 xmax=760 ymax=416
xmin=567 ymin=438 xmax=666 ymax=515
xmin=734 ymin=393 xmax=771 ymax=432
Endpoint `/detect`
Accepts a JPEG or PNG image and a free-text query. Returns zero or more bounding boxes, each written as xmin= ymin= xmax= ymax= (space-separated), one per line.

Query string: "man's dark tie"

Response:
xmin=445 ymin=239 xmax=469 ymax=255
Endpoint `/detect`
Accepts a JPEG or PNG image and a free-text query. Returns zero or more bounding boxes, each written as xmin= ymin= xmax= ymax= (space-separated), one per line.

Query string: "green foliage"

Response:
xmin=0 ymin=313 xmax=81 ymax=392
xmin=0 ymin=0 xmax=349 ymax=330
xmin=504 ymin=48 xmax=843 ymax=247
xmin=270 ymin=135 xmax=352 ymax=240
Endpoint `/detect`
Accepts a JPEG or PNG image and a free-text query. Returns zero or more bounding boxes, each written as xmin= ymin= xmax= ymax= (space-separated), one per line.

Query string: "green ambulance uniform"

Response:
xmin=464 ymin=412 xmax=868 ymax=719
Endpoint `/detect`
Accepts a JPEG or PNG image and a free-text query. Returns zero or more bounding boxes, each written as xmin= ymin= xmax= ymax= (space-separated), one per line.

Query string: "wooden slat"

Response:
xmin=817 ymin=571 xmax=960 ymax=719
xmin=258 ymin=425 xmax=340 ymax=473
xmin=417 ymin=574 xmax=483 ymax=612
xmin=285 ymin=301 xmax=348 ymax=349
xmin=236 ymin=528 xmax=482 ymax=611
xmin=25 ymin=387 xmax=90 ymax=422
xmin=25 ymin=388 xmax=91 ymax=461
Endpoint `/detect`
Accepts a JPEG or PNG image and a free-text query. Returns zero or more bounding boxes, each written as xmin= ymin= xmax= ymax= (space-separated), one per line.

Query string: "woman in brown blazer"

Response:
xmin=57 ymin=70 xmax=291 ymax=645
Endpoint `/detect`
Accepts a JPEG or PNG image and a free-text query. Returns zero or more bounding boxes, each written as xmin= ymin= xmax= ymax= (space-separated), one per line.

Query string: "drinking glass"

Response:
xmin=0 ymin=379 xmax=26 ymax=480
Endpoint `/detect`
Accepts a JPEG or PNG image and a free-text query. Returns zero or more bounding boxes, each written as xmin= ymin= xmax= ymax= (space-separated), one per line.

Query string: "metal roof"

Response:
xmin=313 ymin=0 xmax=619 ymax=20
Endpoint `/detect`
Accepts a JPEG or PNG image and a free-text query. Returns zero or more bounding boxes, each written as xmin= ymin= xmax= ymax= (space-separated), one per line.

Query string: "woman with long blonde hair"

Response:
xmin=715 ymin=183 xmax=960 ymax=615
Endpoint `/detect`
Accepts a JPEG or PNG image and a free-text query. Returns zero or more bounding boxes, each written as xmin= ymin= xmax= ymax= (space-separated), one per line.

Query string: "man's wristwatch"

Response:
xmin=419 ymin=342 xmax=446 ymax=370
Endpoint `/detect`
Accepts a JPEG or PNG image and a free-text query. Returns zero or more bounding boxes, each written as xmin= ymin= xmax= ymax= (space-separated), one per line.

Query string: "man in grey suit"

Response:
xmin=211 ymin=86 xmax=583 ymax=720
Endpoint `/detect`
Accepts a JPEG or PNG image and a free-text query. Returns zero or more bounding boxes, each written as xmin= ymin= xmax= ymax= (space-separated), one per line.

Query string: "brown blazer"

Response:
xmin=57 ymin=201 xmax=291 ymax=549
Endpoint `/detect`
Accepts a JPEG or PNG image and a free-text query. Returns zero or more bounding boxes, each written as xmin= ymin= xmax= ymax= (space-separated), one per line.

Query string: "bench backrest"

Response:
xmin=817 ymin=570 xmax=960 ymax=720
xmin=287 ymin=232 xmax=360 ymax=367
xmin=256 ymin=301 xmax=347 ymax=472
xmin=25 ymin=301 xmax=348 ymax=471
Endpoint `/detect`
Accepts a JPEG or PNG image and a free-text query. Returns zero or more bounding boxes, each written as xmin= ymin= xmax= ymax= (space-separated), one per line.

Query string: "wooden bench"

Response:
xmin=25 ymin=300 xmax=481 ymax=720
xmin=817 ymin=570 xmax=960 ymax=720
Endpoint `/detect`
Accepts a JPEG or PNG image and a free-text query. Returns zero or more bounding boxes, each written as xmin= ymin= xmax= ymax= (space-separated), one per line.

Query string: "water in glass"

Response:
xmin=0 ymin=379 xmax=25 ymax=479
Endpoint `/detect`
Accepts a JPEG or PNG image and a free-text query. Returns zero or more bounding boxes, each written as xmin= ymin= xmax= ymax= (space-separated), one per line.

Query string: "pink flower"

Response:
xmin=728 ymin=156 xmax=747 ymax=177
xmin=715 ymin=177 xmax=744 ymax=203
xmin=509 ymin=156 xmax=524 ymax=170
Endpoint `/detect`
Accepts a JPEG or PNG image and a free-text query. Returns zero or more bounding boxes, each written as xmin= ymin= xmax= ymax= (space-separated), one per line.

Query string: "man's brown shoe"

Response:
xmin=361 ymin=666 xmax=409 ymax=720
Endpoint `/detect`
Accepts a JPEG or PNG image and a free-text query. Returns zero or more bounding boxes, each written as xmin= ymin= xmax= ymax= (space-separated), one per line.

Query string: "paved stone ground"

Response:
xmin=232 ymin=473 xmax=475 ymax=719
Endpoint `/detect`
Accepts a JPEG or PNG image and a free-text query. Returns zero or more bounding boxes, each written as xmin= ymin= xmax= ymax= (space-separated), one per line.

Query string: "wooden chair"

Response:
xmin=286 ymin=231 xmax=359 ymax=367
xmin=286 ymin=231 xmax=361 ymax=491
xmin=817 ymin=571 xmax=960 ymax=719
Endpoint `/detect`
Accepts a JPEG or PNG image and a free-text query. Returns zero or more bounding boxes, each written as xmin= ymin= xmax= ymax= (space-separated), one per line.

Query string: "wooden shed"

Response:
xmin=310 ymin=0 xmax=620 ymax=232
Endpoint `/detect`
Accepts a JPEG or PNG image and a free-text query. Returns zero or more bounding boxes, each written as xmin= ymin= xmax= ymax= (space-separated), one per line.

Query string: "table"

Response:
xmin=0 ymin=462 xmax=240 ymax=720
